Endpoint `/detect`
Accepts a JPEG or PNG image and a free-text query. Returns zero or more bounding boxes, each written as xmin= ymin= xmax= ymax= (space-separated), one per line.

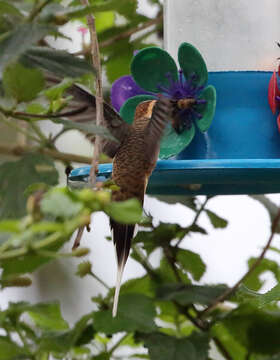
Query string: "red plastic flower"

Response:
xmin=268 ymin=66 xmax=280 ymax=131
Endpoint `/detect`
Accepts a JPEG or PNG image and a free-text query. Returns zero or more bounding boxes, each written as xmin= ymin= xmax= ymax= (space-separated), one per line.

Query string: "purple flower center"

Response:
xmin=157 ymin=69 xmax=207 ymax=133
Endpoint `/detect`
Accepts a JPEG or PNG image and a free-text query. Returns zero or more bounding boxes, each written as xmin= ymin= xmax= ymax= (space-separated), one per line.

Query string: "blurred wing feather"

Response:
xmin=46 ymin=75 xmax=131 ymax=158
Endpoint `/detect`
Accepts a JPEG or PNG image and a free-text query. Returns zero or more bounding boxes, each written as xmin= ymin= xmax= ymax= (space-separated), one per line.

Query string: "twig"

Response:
xmin=74 ymin=0 xmax=104 ymax=248
xmin=0 ymin=114 xmax=40 ymax=144
xmin=72 ymin=226 xmax=85 ymax=250
xmin=175 ymin=302 xmax=208 ymax=331
xmin=80 ymin=0 xmax=104 ymax=187
xmin=73 ymin=14 xmax=163 ymax=56
xmin=175 ymin=303 xmax=232 ymax=359
xmin=132 ymin=245 xmax=159 ymax=281
xmin=163 ymin=247 xmax=181 ymax=282
xmin=175 ymin=196 xmax=210 ymax=248
xmin=108 ymin=333 xmax=130 ymax=355
xmin=213 ymin=336 xmax=233 ymax=360
xmin=200 ymin=208 xmax=280 ymax=318
xmin=12 ymin=106 xmax=89 ymax=119
xmin=100 ymin=15 xmax=163 ymax=48
xmin=29 ymin=121 xmax=49 ymax=143
xmin=0 ymin=143 xmax=93 ymax=164
xmin=89 ymin=270 xmax=110 ymax=290
xmin=28 ymin=0 xmax=52 ymax=22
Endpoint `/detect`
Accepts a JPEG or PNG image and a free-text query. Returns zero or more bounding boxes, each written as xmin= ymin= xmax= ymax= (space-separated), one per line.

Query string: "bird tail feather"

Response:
xmin=111 ymin=221 xmax=135 ymax=317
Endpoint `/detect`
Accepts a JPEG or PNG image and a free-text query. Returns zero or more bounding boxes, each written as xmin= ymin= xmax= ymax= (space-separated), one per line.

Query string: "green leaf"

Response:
xmin=21 ymin=46 xmax=95 ymax=78
xmin=195 ymin=85 xmax=216 ymax=132
xmin=141 ymin=332 xmax=209 ymax=360
xmin=176 ymin=248 xmax=206 ymax=281
xmin=222 ymin=304 xmax=280 ymax=355
xmin=121 ymin=274 xmax=155 ymax=297
xmin=44 ymin=78 xmax=74 ymax=101
xmin=251 ymin=282 xmax=280 ymax=308
xmin=3 ymin=62 xmax=45 ymax=102
xmin=42 ymin=4 xmax=108 ymax=22
xmin=0 ymin=154 xmax=58 ymax=219
xmin=54 ymin=118 xmax=117 ymax=142
xmin=0 ymin=220 xmax=20 ymax=233
xmin=96 ymin=11 xmax=115 ymax=32
xmin=211 ymin=323 xmax=248 ymax=360
xmin=131 ymin=46 xmax=178 ymax=93
xmin=156 ymin=283 xmax=228 ymax=306
xmin=134 ymin=222 xmax=191 ymax=255
xmin=155 ymin=257 xmax=190 ymax=284
xmin=0 ymin=336 xmax=29 ymax=360
xmin=205 ymin=209 xmax=228 ymax=228
xmin=1 ymin=250 xmax=58 ymax=278
xmin=105 ymin=40 xmax=133 ymax=83
xmin=41 ymin=188 xmax=82 ymax=218
xmin=0 ymin=23 xmax=54 ymax=67
xmin=105 ymin=198 xmax=142 ymax=224
xmin=243 ymin=258 xmax=280 ymax=291
xmin=120 ymin=95 xmax=157 ymax=125
xmin=93 ymin=293 xmax=157 ymax=334
xmin=28 ymin=302 xmax=69 ymax=332
xmin=93 ymin=354 xmax=110 ymax=360
xmin=39 ymin=313 xmax=93 ymax=353
xmin=0 ymin=1 xmax=23 ymax=17
xmin=178 ymin=42 xmax=208 ymax=87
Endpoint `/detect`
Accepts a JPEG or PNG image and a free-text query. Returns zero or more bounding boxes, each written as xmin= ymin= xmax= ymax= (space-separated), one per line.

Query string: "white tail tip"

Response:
xmin=112 ymin=259 xmax=125 ymax=317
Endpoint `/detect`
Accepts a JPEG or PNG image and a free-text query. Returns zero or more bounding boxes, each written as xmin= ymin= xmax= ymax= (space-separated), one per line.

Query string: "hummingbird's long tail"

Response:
xmin=110 ymin=220 xmax=136 ymax=317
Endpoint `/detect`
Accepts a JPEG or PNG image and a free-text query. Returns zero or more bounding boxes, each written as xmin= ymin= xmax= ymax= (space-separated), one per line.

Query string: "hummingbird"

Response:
xmin=46 ymin=76 xmax=172 ymax=316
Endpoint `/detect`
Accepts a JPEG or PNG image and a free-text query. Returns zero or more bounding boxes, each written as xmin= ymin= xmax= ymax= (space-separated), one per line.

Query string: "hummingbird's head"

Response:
xmin=134 ymin=100 xmax=157 ymax=121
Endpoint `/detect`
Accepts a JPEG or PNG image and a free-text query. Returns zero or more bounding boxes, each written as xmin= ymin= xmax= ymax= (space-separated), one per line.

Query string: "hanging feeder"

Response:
xmin=69 ymin=0 xmax=280 ymax=196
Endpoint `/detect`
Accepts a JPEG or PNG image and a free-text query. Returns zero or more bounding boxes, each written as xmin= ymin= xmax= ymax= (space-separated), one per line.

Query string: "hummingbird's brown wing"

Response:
xmin=46 ymin=75 xmax=131 ymax=158
xmin=143 ymin=96 xmax=172 ymax=161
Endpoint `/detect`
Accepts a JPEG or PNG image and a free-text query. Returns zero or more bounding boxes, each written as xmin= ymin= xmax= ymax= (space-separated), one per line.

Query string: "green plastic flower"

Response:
xmin=112 ymin=43 xmax=216 ymax=159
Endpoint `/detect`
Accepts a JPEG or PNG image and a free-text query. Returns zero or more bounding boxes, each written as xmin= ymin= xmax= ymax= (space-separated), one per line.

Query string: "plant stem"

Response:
xmin=200 ymin=207 xmax=280 ymax=318
xmin=99 ymin=14 xmax=163 ymax=48
xmin=73 ymin=14 xmax=163 ymax=56
xmin=132 ymin=245 xmax=158 ymax=280
xmin=29 ymin=121 xmax=49 ymax=144
xmin=108 ymin=333 xmax=130 ymax=356
xmin=213 ymin=336 xmax=233 ymax=360
xmin=16 ymin=325 xmax=30 ymax=352
xmin=175 ymin=196 xmax=210 ymax=248
xmin=163 ymin=246 xmax=181 ymax=282
xmin=13 ymin=106 xmax=89 ymax=119
xmin=0 ymin=114 xmax=40 ymax=144
xmin=80 ymin=0 xmax=104 ymax=187
xmin=90 ymin=271 xmax=110 ymax=290
xmin=28 ymin=0 xmax=52 ymax=22
xmin=0 ymin=143 xmax=93 ymax=164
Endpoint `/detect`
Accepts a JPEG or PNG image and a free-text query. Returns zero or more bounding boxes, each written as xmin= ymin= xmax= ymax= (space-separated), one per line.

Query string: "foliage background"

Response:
xmin=0 ymin=1 xmax=280 ymax=360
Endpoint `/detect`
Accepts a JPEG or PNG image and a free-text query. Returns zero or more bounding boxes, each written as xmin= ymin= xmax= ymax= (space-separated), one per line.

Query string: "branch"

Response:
xmin=80 ymin=0 xmax=104 ymax=187
xmin=73 ymin=14 xmax=163 ymax=56
xmin=12 ymin=106 xmax=89 ymax=119
xmin=28 ymin=0 xmax=52 ymax=22
xmin=213 ymin=336 xmax=233 ymax=360
xmin=100 ymin=14 xmax=163 ymax=48
xmin=0 ymin=143 xmax=92 ymax=164
xmin=175 ymin=196 xmax=210 ymax=248
xmin=200 ymin=208 xmax=280 ymax=318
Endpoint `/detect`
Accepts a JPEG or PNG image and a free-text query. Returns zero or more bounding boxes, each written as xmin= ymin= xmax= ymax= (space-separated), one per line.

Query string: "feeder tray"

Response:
xmin=69 ymin=71 xmax=280 ymax=196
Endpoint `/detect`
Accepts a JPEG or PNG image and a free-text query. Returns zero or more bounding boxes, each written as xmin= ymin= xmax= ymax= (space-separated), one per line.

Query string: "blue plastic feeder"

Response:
xmin=69 ymin=71 xmax=280 ymax=196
